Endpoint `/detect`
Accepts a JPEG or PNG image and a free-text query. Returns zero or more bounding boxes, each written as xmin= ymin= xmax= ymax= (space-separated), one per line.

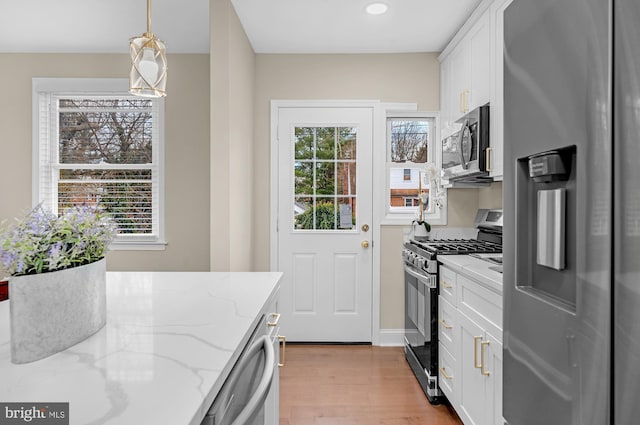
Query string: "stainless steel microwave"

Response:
xmin=441 ymin=103 xmax=492 ymax=183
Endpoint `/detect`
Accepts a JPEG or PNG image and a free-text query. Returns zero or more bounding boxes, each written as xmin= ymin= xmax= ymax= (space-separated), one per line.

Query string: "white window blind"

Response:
xmin=33 ymin=78 xmax=165 ymax=249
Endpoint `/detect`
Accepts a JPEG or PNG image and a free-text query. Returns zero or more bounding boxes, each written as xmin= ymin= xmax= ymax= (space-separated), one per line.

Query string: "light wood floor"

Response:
xmin=279 ymin=344 xmax=463 ymax=425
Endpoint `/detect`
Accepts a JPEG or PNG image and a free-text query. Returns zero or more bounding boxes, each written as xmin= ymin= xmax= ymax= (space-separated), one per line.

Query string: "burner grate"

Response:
xmin=410 ymin=238 xmax=502 ymax=255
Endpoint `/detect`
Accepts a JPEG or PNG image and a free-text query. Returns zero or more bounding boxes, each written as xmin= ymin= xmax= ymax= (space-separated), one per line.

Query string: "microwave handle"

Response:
xmin=458 ymin=119 xmax=471 ymax=170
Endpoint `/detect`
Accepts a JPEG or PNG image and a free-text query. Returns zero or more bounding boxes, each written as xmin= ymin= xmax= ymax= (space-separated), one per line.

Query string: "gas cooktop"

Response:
xmin=409 ymin=238 xmax=502 ymax=255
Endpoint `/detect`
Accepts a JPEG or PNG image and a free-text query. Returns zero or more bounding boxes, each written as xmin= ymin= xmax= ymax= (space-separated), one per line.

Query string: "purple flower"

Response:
xmin=0 ymin=204 xmax=115 ymax=276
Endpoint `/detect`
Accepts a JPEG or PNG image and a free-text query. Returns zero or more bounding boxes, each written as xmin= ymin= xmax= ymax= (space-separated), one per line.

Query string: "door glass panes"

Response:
xmin=294 ymin=127 xmax=314 ymax=159
xmin=293 ymin=127 xmax=357 ymax=231
xmin=294 ymin=162 xmax=313 ymax=195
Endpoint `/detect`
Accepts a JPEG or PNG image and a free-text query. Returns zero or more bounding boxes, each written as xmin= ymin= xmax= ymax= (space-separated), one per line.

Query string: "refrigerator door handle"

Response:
xmin=566 ymin=332 xmax=577 ymax=368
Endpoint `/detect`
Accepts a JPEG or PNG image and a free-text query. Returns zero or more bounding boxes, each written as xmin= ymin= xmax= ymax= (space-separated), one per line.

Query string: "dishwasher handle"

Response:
xmin=226 ymin=335 xmax=275 ymax=425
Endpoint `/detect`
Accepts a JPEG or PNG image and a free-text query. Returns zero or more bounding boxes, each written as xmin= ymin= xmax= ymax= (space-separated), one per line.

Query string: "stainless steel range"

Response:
xmin=402 ymin=209 xmax=503 ymax=404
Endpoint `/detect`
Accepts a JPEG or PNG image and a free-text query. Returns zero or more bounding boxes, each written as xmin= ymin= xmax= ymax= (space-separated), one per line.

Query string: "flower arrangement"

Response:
xmin=424 ymin=162 xmax=446 ymax=210
xmin=0 ymin=205 xmax=116 ymax=276
xmin=412 ymin=163 xmax=446 ymax=233
xmin=412 ymin=176 xmax=430 ymax=232
xmin=412 ymin=217 xmax=431 ymax=233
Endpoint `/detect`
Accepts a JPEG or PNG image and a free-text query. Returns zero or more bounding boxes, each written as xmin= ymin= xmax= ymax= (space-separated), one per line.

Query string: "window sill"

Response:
xmin=109 ymin=240 xmax=167 ymax=251
xmin=380 ymin=208 xmax=447 ymax=226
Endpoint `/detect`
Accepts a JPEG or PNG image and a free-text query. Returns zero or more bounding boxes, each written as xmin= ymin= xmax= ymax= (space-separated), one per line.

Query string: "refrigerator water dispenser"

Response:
xmin=537 ymin=188 xmax=565 ymax=270
xmin=515 ymin=145 xmax=576 ymax=310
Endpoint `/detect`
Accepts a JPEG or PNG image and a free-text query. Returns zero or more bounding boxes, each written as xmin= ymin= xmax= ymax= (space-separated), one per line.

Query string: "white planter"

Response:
xmin=9 ymin=258 xmax=106 ymax=364
xmin=412 ymin=222 xmax=431 ymax=240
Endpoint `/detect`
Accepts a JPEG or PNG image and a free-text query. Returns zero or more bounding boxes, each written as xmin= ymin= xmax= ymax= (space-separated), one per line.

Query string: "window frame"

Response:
xmin=378 ymin=107 xmax=447 ymax=226
xmin=32 ymin=78 xmax=166 ymax=250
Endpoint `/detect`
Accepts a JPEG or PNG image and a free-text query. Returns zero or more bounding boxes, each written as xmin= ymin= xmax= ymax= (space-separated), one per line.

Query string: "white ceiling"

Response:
xmin=0 ymin=0 xmax=481 ymax=54
xmin=231 ymin=0 xmax=482 ymax=53
xmin=0 ymin=0 xmax=210 ymax=54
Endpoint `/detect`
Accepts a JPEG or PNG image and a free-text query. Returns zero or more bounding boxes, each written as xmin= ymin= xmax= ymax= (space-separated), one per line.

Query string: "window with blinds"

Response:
xmin=34 ymin=78 xmax=165 ymax=249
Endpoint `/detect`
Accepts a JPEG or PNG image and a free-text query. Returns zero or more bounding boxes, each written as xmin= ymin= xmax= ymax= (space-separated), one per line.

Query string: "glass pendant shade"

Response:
xmin=129 ymin=33 xmax=167 ymax=97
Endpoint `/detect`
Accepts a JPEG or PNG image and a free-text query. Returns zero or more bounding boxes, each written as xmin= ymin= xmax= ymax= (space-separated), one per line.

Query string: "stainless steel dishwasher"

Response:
xmin=201 ymin=315 xmax=276 ymax=425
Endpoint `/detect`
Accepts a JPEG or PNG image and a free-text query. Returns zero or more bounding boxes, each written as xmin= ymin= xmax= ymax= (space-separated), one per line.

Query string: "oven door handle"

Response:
xmin=404 ymin=263 xmax=437 ymax=289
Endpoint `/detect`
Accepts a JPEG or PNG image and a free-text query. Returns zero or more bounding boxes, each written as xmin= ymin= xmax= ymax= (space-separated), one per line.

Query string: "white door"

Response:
xmin=275 ymin=106 xmax=373 ymax=342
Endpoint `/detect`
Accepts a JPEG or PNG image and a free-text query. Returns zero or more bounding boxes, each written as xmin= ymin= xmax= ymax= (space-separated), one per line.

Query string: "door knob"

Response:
xmin=361 ymin=240 xmax=370 ymax=248
xmin=361 ymin=224 xmax=369 ymax=232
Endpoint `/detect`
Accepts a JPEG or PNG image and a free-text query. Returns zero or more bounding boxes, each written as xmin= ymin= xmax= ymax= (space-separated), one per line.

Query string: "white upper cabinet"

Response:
xmin=450 ymin=38 xmax=471 ymax=121
xmin=441 ymin=7 xmax=491 ymax=129
xmin=439 ymin=0 xmax=507 ymax=180
xmin=488 ymin=0 xmax=514 ymax=180
xmin=468 ymin=10 xmax=491 ymax=113
xmin=440 ymin=56 xmax=452 ymax=133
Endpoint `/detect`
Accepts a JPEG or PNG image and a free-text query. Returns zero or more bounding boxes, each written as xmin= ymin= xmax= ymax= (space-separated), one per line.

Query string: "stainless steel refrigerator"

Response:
xmin=503 ymin=0 xmax=639 ymax=424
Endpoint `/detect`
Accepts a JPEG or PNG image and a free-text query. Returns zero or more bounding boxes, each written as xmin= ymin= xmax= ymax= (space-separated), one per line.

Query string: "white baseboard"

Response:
xmin=375 ymin=329 xmax=405 ymax=346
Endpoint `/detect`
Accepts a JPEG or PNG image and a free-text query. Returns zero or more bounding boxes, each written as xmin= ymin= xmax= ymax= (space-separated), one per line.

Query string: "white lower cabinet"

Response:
xmin=438 ymin=265 xmax=503 ymax=425
xmin=439 ymin=342 xmax=458 ymax=405
xmin=458 ymin=310 xmax=501 ymax=425
xmin=484 ymin=331 xmax=503 ymax=425
xmin=438 ymin=295 xmax=459 ymax=406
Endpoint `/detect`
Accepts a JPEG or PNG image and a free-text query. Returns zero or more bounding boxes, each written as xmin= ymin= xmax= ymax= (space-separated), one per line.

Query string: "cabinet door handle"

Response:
xmin=485 ymin=147 xmax=492 ymax=172
xmin=481 ymin=340 xmax=491 ymax=376
xmin=278 ymin=335 xmax=287 ymax=367
xmin=465 ymin=89 xmax=470 ymax=112
xmin=459 ymin=91 xmax=464 ymax=113
xmin=267 ymin=312 xmax=281 ymax=327
xmin=439 ymin=319 xmax=453 ymax=330
xmin=439 ymin=367 xmax=453 ymax=380
xmin=473 ymin=336 xmax=483 ymax=368
xmin=441 ymin=280 xmax=453 ymax=289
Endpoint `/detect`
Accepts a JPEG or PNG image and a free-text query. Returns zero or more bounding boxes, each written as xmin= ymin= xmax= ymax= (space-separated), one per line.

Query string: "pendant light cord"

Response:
xmin=147 ymin=0 xmax=152 ymax=34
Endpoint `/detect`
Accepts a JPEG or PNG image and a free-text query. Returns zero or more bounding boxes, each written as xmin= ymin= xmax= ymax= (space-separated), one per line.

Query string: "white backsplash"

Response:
xmin=404 ymin=226 xmax=477 ymax=241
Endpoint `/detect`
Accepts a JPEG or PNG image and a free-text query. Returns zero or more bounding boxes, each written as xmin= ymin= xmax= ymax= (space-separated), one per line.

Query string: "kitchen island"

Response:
xmin=0 ymin=272 xmax=282 ymax=425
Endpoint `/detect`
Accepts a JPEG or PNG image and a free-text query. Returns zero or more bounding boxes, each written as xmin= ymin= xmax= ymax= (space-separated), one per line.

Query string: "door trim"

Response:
xmin=270 ymin=100 xmax=380 ymax=342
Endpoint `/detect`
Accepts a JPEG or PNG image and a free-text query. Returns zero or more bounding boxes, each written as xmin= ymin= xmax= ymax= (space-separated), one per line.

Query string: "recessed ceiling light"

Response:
xmin=366 ymin=2 xmax=389 ymax=15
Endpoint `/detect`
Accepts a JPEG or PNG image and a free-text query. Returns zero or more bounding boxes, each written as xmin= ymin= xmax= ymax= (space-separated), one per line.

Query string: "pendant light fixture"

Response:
xmin=129 ymin=0 xmax=167 ymax=97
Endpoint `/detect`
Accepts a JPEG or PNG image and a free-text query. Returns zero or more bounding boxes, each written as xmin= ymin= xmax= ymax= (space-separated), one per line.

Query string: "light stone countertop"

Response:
xmin=0 ymin=271 xmax=282 ymax=425
xmin=437 ymin=255 xmax=503 ymax=294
